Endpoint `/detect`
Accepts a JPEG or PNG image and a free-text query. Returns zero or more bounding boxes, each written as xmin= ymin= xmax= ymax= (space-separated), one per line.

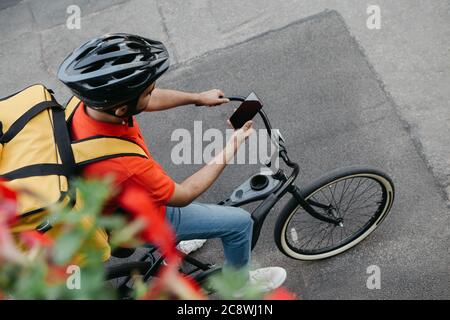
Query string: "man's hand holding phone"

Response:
xmin=223 ymin=120 xmax=254 ymax=164
xmin=221 ymin=92 xmax=263 ymax=163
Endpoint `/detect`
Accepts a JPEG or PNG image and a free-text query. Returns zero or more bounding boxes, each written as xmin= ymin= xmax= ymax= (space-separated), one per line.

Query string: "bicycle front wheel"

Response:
xmin=275 ymin=166 xmax=395 ymax=260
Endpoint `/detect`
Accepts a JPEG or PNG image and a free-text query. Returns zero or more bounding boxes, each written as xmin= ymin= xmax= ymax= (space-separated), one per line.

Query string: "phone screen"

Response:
xmin=229 ymin=92 xmax=263 ymax=129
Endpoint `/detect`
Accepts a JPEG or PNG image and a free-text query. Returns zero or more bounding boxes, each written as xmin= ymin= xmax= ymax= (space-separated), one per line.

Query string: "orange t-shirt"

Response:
xmin=69 ymin=102 xmax=175 ymax=218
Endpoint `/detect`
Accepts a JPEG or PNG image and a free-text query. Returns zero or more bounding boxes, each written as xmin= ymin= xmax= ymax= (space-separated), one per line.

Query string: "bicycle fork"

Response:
xmin=288 ymin=185 xmax=343 ymax=226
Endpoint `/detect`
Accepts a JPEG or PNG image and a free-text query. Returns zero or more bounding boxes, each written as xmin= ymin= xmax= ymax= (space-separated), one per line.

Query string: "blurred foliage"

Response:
xmin=0 ymin=178 xmax=135 ymax=299
xmin=0 ymin=177 xmax=294 ymax=300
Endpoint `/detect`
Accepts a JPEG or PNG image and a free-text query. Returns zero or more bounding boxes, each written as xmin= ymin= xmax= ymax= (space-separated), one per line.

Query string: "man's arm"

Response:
xmin=168 ymin=121 xmax=254 ymax=207
xmin=145 ymin=88 xmax=230 ymax=112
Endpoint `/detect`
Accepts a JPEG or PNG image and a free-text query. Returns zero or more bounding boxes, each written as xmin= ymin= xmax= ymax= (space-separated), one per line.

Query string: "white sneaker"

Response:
xmin=249 ymin=267 xmax=287 ymax=293
xmin=176 ymin=239 xmax=207 ymax=255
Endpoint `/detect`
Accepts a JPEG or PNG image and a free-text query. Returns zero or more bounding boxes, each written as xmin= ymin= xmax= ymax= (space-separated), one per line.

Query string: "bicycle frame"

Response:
xmin=224 ymin=96 xmax=342 ymax=249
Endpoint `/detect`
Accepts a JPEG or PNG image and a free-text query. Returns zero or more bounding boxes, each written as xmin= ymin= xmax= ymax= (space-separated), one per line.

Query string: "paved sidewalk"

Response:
xmin=1 ymin=0 xmax=448 ymax=204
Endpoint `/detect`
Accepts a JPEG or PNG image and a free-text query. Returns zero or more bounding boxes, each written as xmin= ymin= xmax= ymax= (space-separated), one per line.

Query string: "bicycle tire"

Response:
xmin=274 ymin=166 xmax=394 ymax=260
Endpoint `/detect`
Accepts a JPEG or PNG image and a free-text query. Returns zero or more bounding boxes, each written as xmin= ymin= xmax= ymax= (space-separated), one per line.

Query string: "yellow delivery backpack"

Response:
xmin=0 ymin=84 xmax=148 ymax=261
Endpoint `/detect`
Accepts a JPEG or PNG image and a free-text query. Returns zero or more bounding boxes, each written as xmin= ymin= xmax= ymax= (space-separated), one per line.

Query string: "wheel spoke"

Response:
xmin=343 ymin=189 xmax=381 ymax=219
xmin=299 ymin=223 xmax=332 ymax=249
xmin=297 ymin=221 xmax=328 ymax=243
xmin=348 ymin=185 xmax=379 ymax=209
xmin=338 ymin=178 xmax=360 ymax=205
xmin=315 ymin=224 xmax=333 ymax=249
xmin=318 ymin=188 xmax=333 ymax=208
xmin=347 ymin=202 xmax=380 ymax=212
xmin=329 ymin=184 xmax=341 ymax=216
xmin=336 ymin=178 xmax=350 ymax=213
xmin=345 ymin=201 xmax=379 ymax=216
xmin=342 ymin=181 xmax=378 ymax=214
xmin=341 ymin=180 xmax=375 ymax=218
xmin=341 ymin=179 xmax=364 ymax=214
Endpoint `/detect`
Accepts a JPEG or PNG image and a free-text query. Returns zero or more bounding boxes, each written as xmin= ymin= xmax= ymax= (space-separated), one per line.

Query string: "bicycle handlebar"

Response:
xmin=224 ymin=96 xmax=246 ymax=102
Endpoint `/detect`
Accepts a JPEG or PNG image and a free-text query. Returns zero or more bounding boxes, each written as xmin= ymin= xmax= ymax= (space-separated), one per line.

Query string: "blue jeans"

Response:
xmin=165 ymin=203 xmax=253 ymax=269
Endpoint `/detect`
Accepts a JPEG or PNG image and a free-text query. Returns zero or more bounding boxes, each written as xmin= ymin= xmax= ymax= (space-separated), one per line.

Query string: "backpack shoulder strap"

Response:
xmin=71 ymin=136 xmax=148 ymax=167
xmin=0 ymin=84 xmax=62 ymax=144
xmin=65 ymin=95 xmax=81 ymax=123
xmin=65 ymin=96 xmax=149 ymax=166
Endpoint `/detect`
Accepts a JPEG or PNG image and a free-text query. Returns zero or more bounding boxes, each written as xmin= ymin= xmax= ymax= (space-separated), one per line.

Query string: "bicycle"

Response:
xmin=105 ymin=93 xmax=395 ymax=297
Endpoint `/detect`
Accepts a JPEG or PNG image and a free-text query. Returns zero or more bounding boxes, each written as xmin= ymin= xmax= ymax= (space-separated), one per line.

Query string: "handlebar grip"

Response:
xmin=194 ymin=95 xmax=245 ymax=107
xmin=224 ymin=96 xmax=246 ymax=102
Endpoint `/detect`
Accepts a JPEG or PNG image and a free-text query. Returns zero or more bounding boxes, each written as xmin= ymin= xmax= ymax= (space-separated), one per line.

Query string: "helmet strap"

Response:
xmin=123 ymin=97 xmax=140 ymax=127
xmin=99 ymin=97 xmax=140 ymax=127
xmin=127 ymin=116 xmax=134 ymax=127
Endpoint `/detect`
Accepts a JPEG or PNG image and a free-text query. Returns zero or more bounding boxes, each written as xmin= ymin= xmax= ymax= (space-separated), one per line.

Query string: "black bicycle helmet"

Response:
xmin=58 ymin=33 xmax=169 ymax=115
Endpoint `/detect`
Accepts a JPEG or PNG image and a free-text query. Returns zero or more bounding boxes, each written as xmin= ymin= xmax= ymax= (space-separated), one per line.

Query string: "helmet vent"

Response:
xmin=112 ymin=55 xmax=136 ymax=66
xmin=126 ymin=43 xmax=144 ymax=50
xmin=128 ymin=72 xmax=149 ymax=88
xmin=140 ymin=54 xmax=154 ymax=62
xmin=87 ymin=78 xmax=108 ymax=87
xmin=81 ymin=62 xmax=105 ymax=74
xmin=76 ymin=47 xmax=95 ymax=60
xmin=114 ymin=69 xmax=135 ymax=79
xmin=97 ymin=45 xmax=120 ymax=55
xmin=104 ymin=35 xmax=123 ymax=41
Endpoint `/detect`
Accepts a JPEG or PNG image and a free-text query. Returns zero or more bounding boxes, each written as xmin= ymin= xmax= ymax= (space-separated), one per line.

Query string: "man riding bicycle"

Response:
xmin=58 ymin=33 xmax=287 ymax=293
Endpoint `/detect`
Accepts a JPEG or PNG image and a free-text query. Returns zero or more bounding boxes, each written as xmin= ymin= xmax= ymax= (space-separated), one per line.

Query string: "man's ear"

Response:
xmin=114 ymin=105 xmax=128 ymax=117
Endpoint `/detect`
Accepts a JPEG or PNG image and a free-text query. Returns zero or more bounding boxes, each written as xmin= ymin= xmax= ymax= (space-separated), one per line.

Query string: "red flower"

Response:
xmin=20 ymin=230 xmax=54 ymax=249
xmin=264 ymin=287 xmax=297 ymax=300
xmin=0 ymin=180 xmax=26 ymax=264
xmin=0 ymin=180 xmax=18 ymax=226
xmin=45 ymin=265 xmax=69 ymax=285
xmin=117 ymin=185 xmax=179 ymax=263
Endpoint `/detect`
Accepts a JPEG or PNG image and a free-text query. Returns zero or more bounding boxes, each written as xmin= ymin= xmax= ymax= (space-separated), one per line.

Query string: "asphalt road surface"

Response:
xmin=130 ymin=11 xmax=449 ymax=299
xmin=0 ymin=0 xmax=21 ymax=10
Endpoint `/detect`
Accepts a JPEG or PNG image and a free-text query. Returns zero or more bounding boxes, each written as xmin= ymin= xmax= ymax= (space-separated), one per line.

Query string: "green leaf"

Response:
xmin=207 ymin=267 xmax=264 ymax=300
xmin=109 ymin=219 xmax=145 ymax=247
xmin=53 ymin=229 xmax=85 ymax=264
xmin=97 ymin=215 xmax=126 ymax=230
xmin=132 ymin=276 xmax=148 ymax=299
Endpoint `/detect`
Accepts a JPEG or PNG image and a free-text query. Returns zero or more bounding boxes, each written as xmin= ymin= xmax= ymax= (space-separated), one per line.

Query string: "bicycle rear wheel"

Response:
xmin=275 ymin=166 xmax=394 ymax=260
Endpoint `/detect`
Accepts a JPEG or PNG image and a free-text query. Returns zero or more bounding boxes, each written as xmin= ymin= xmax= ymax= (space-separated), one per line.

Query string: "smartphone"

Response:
xmin=229 ymin=92 xmax=263 ymax=129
